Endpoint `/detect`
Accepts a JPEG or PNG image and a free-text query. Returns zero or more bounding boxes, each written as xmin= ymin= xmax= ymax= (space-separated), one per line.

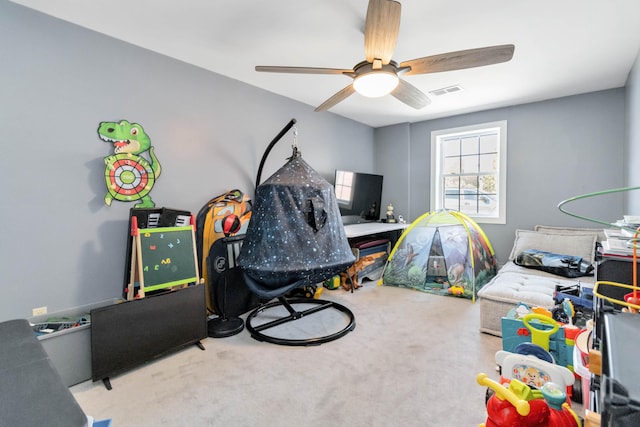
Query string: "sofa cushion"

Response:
xmin=508 ymin=229 xmax=597 ymax=264
xmin=477 ymin=261 xmax=594 ymax=336
xmin=534 ymin=225 xmax=605 ymax=242
xmin=478 ymin=262 xmax=576 ymax=306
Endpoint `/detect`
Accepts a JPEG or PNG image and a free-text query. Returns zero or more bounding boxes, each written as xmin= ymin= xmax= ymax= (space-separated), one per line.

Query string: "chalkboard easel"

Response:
xmin=128 ymin=216 xmax=202 ymax=300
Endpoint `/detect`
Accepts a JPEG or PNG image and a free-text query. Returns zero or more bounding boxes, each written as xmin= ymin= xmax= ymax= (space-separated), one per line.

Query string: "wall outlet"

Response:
xmin=32 ymin=306 xmax=47 ymax=317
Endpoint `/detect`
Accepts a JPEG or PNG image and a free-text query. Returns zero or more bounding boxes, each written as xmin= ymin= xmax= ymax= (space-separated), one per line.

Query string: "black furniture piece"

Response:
xmin=598 ymin=312 xmax=640 ymax=426
xmin=206 ymin=234 xmax=261 ymax=338
xmin=243 ymin=296 xmax=356 ymax=346
xmin=593 ymin=257 xmax=640 ymax=357
xmin=91 ymin=284 xmax=207 ymax=389
xmin=590 ymin=255 xmax=640 ymax=424
xmin=0 ymin=319 xmax=88 ymax=427
xmin=595 ymin=258 xmax=638 ymax=311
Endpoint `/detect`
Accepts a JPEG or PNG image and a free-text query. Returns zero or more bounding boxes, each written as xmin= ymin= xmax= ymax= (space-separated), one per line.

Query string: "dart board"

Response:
xmin=104 ymin=153 xmax=156 ymax=203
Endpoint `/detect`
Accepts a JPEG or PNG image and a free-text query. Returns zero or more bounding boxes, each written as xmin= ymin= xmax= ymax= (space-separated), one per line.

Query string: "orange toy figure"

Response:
xmin=340 ymin=256 xmax=377 ymax=291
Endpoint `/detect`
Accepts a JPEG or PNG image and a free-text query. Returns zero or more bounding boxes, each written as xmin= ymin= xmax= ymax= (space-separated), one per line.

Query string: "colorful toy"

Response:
xmin=532 ymin=306 xmax=553 ymax=318
xmin=98 ymin=120 xmax=162 ymax=208
xmin=502 ymin=310 xmax=581 ymax=370
xmin=523 ymin=313 xmax=559 ymax=350
xmin=495 ymin=350 xmax=576 ymax=403
xmin=448 ymin=284 xmax=465 ymax=295
xmin=477 ymin=373 xmax=581 ymax=427
xmin=323 ymin=275 xmax=341 ymax=290
xmin=551 ymin=289 xmax=593 ymax=330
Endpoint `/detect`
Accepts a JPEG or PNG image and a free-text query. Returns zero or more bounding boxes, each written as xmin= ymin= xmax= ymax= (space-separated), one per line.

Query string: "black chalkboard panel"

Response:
xmin=136 ymin=225 xmax=198 ymax=292
xmin=122 ymin=208 xmax=192 ymax=298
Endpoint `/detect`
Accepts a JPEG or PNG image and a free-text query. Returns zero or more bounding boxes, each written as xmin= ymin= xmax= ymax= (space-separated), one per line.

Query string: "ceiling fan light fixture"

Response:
xmin=353 ymin=70 xmax=399 ymax=98
xmin=255 ymin=0 xmax=514 ymax=112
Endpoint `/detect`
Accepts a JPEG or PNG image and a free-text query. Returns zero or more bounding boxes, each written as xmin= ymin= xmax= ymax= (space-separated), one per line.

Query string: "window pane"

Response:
xmin=443 ymin=156 xmax=460 ymax=174
xmin=461 ymin=136 xmax=478 ymax=155
xmin=336 ymin=186 xmax=350 ymax=201
xmin=479 ymin=133 xmax=498 ymax=153
xmin=340 ymin=171 xmax=353 ymax=186
xmin=442 ymin=139 xmax=460 ymax=156
xmin=443 ymin=177 xmax=460 ymax=210
xmin=479 ymin=153 xmax=497 ymax=173
xmin=480 ymin=175 xmax=497 ymax=194
xmin=460 ymin=176 xmax=479 ymax=189
xmin=461 ymin=155 xmax=478 ymax=174
xmin=444 ymin=197 xmax=461 ymax=211
xmin=443 ymin=176 xmax=460 ymax=189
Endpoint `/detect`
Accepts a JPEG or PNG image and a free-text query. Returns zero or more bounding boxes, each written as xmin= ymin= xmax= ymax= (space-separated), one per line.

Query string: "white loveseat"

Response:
xmin=477 ymin=225 xmax=604 ymax=336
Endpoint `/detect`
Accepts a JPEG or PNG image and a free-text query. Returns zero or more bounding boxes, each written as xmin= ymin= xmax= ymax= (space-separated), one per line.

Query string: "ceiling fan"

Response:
xmin=255 ymin=0 xmax=514 ymax=112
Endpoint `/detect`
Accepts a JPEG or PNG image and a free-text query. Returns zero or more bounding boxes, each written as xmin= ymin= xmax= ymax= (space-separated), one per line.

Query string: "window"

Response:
xmin=334 ymin=170 xmax=355 ymax=209
xmin=430 ymin=121 xmax=507 ymax=224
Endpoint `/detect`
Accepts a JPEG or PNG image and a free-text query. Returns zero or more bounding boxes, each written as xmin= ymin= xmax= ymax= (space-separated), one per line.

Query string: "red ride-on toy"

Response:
xmin=477 ymin=373 xmax=581 ymax=427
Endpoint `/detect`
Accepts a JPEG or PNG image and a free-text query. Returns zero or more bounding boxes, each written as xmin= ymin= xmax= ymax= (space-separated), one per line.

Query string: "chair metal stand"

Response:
xmin=207 ymin=315 xmax=244 ymax=338
xmin=207 ymin=266 xmax=245 ymax=338
xmin=245 ymin=297 xmax=355 ymax=346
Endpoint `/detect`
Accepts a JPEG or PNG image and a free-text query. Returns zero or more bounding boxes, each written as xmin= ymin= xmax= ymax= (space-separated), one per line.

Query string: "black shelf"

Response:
xmin=599 ymin=312 xmax=640 ymax=426
xmin=592 ymin=256 xmax=640 ymax=425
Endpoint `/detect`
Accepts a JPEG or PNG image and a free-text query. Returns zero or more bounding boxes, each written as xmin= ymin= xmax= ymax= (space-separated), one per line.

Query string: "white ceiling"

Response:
xmin=11 ymin=0 xmax=640 ymax=128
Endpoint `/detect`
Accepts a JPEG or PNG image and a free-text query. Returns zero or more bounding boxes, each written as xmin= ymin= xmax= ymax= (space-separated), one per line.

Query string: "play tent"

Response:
xmin=382 ymin=210 xmax=497 ymax=301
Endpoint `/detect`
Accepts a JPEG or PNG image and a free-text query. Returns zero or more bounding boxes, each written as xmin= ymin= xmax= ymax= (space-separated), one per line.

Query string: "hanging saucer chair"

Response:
xmin=237 ymin=120 xmax=356 ymax=346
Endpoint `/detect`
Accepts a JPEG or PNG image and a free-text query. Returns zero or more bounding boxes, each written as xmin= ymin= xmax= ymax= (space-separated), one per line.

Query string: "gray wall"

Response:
xmin=625 ymin=50 xmax=640 ymax=214
xmin=1 ymin=0 xmax=636 ymax=321
xmin=376 ymin=89 xmax=627 ymax=263
xmin=0 ymin=1 xmax=373 ymax=321
xmin=375 ymin=124 xmax=410 ymax=221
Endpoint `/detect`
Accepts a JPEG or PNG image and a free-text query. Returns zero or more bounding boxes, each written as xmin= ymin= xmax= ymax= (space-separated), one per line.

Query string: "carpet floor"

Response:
xmin=70 ymin=283 xmax=580 ymax=426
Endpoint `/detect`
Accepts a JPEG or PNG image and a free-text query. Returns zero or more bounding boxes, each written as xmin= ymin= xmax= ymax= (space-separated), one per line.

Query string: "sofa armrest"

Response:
xmin=0 ymin=319 xmax=87 ymax=427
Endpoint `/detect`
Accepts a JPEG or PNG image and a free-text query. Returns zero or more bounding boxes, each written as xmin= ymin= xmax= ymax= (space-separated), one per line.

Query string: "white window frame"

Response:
xmin=430 ymin=121 xmax=507 ymax=224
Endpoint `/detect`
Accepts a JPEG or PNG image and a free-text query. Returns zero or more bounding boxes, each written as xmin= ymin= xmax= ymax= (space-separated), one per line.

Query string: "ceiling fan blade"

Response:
xmin=400 ymin=44 xmax=515 ymax=76
xmin=315 ymin=84 xmax=356 ymax=112
xmin=364 ymin=0 xmax=401 ymax=67
xmin=255 ymin=66 xmax=354 ymax=75
xmin=391 ymin=79 xmax=430 ymax=109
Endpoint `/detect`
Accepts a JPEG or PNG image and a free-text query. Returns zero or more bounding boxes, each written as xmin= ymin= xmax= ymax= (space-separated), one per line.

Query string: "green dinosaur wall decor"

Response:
xmin=98 ymin=120 xmax=162 ymax=208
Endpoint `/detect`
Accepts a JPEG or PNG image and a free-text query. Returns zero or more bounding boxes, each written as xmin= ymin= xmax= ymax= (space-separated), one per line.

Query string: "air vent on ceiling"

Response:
xmin=429 ymin=85 xmax=464 ymax=97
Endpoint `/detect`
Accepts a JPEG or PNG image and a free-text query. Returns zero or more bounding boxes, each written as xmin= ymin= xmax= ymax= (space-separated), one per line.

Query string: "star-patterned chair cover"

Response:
xmin=238 ymin=152 xmax=355 ymax=298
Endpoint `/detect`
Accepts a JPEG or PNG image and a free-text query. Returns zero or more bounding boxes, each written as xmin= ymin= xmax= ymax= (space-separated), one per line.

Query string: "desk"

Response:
xmin=343 ymin=222 xmax=409 ymax=239
xmin=343 ymin=223 xmax=409 ymax=283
